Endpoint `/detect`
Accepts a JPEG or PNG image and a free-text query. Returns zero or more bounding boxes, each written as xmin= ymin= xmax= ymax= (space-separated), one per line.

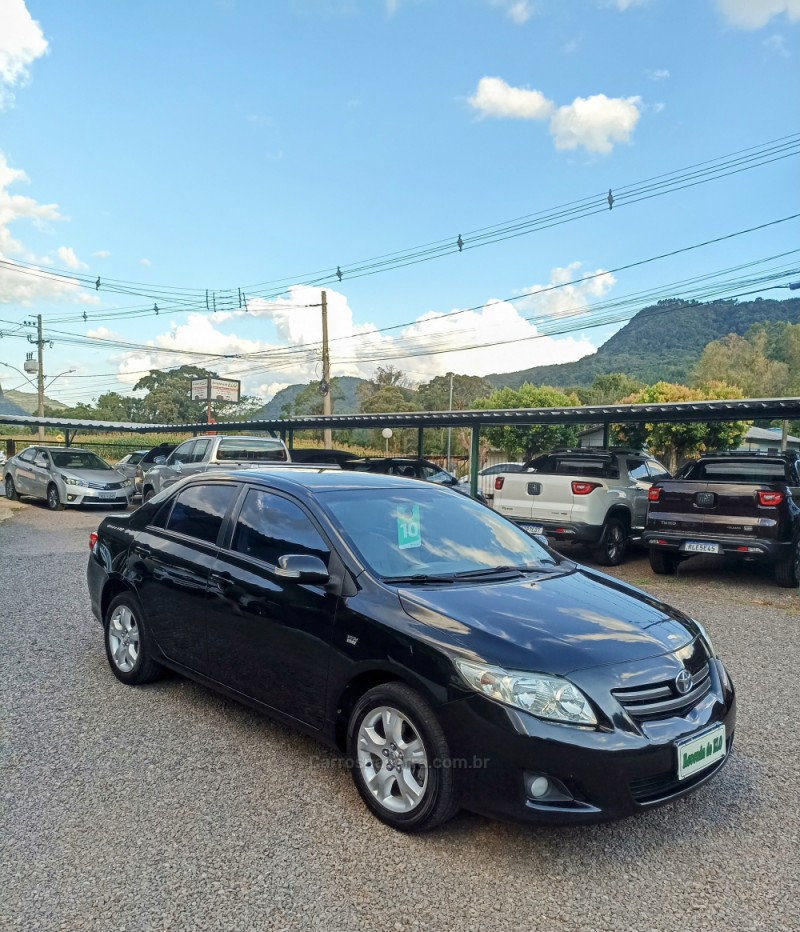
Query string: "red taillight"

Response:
xmin=89 ymin=532 xmax=98 ymax=551
xmin=495 ymin=477 xmax=505 ymax=490
xmin=648 ymin=487 xmax=662 ymax=502
xmin=757 ymin=490 xmax=784 ymax=506
xmin=571 ymin=481 xmax=600 ymax=495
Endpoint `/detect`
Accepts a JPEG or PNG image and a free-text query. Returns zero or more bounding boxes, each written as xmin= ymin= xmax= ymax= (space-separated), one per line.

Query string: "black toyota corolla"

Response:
xmin=86 ymin=468 xmax=735 ymax=832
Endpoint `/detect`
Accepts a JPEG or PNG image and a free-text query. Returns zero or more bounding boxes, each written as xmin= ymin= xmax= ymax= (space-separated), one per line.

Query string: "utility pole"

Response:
xmin=446 ymin=372 xmax=454 ymax=472
xmin=25 ymin=315 xmax=46 ymax=441
xmin=321 ymin=290 xmax=332 ymax=449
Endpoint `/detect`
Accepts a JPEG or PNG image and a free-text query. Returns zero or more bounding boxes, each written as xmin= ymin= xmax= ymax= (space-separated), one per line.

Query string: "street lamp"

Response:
xmin=44 ymin=369 xmax=76 ymax=390
xmin=382 ymin=427 xmax=393 ymax=455
xmin=0 ymin=360 xmax=38 ymax=390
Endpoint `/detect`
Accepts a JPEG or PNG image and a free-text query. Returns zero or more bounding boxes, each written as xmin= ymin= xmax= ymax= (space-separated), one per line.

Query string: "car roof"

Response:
xmin=210 ymin=466 xmax=452 ymax=494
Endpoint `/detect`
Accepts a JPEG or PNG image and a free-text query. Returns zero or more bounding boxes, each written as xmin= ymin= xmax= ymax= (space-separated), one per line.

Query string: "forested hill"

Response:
xmin=487 ymin=297 xmax=800 ymax=390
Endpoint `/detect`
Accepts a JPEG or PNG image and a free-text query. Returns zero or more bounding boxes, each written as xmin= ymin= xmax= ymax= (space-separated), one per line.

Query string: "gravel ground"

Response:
xmin=1 ymin=499 xmax=799 ymax=931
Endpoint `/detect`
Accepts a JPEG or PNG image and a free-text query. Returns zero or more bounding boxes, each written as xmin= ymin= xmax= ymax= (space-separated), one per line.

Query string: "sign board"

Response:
xmin=190 ymin=377 xmax=241 ymax=403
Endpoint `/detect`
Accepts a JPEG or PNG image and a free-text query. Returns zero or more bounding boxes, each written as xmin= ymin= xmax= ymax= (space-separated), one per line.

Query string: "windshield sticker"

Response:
xmin=397 ymin=504 xmax=422 ymax=550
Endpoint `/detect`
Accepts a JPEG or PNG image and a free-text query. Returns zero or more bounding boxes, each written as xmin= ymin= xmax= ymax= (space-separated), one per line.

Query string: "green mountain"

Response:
xmin=486 ymin=297 xmax=800 ymax=390
xmin=258 ymin=375 xmax=368 ymax=417
xmin=0 ymin=387 xmax=70 ymax=415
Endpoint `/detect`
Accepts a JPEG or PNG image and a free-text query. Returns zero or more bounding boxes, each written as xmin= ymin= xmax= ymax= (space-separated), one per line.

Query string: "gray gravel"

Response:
xmin=1 ymin=501 xmax=799 ymax=931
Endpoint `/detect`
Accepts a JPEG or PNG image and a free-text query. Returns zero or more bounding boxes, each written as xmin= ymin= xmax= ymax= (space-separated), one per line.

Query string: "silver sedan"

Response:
xmin=3 ymin=446 xmax=134 ymax=510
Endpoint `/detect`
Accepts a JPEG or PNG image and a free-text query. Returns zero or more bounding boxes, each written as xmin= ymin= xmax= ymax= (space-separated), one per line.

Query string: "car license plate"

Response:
xmin=676 ymin=724 xmax=726 ymax=780
xmin=520 ymin=524 xmax=544 ymax=535
xmin=98 ymin=491 xmax=115 ymax=499
xmin=684 ymin=541 xmax=720 ymax=554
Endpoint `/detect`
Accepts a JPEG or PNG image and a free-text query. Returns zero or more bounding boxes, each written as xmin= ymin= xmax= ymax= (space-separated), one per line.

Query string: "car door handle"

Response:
xmin=210 ymin=571 xmax=234 ymax=591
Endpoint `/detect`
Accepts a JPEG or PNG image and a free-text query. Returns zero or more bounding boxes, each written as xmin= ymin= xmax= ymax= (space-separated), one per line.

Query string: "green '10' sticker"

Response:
xmin=397 ymin=504 xmax=422 ymax=550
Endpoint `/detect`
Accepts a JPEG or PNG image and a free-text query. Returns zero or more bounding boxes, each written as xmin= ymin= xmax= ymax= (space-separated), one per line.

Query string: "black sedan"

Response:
xmin=87 ymin=468 xmax=735 ymax=832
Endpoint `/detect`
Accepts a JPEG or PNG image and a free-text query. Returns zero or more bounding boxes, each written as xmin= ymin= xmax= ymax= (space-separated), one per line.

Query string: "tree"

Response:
xmin=133 ymin=365 xmax=217 ymax=423
xmin=416 ymin=373 xmax=493 ymax=412
xmin=691 ymin=331 xmax=789 ymax=397
xmin=576 ymin=373 xmax=644 ymax=405
xmin=475 ymin=384 xmax=581 ymax=461
xmin=360 ymin=385 xmax=421 ymax=453
xmin=613 ymin=381 xmax=750 ymax=472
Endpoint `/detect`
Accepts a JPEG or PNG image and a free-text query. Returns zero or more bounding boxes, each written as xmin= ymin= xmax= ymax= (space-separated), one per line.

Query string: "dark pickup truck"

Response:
xmin=643 ymin=451 xmax=800 ymax=588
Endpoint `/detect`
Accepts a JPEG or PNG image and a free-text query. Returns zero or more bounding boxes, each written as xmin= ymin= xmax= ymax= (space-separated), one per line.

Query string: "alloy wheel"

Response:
xmin=356 ymin=705 xmax=429 ymax=814
xmin=107 ymin=604 xmax=140 ymax=673
xmin=606 ymin=524 xmax=625 ymax=562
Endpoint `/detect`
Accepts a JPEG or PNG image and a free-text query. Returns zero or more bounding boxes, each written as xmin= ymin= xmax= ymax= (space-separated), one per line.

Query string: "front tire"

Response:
xmin=46 ymin=483 xmax=64 ymax=511
xmin=5 ymin=474 xmax=18 ymax=500
xmin=591 ymin=517 xmax=628 ymax=567
xmin=649 ymin=549 xmax=682 ymax=575
xmin=775 ymin=540 xmax=800 ymax=589
xmin=347 ymin=682 xmax=460 ymax=833
xmin=104 ymin=592 xmax=163 ymax=685
xmin=142 ymin=487 xmax=155 ymax=503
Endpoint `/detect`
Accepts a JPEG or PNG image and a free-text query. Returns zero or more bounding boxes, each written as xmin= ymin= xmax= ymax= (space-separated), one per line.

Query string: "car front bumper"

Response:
xmin=62 ymin=487 xmax=133 ymax=507
xmin=436 ymin=658 xmax=736 ymax=824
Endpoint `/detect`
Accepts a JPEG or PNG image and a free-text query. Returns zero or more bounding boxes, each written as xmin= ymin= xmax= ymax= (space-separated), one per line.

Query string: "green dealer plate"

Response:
xmin=676 ymin=723 xmax=726 ymax=781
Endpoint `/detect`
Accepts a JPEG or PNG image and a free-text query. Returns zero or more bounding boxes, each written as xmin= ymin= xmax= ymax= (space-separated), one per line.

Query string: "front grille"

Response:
xmin=629 ymin=734 xmax=733 ymax=804
xmin=612 ymin=663 xmax=711 ymax=721
xmin=87 ymin=481 xmax=123 ymax=490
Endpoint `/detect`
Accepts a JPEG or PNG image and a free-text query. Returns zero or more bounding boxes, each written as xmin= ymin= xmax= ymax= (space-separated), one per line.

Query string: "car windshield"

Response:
xmin=319 ymin=487 xmax=555 ymax=579
xmin=50 ymin=451 xmax=112 ymax=471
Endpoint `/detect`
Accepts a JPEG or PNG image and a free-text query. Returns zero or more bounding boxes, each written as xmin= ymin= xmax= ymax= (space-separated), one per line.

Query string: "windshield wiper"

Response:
xmin=382 ymin=573 xmax=457 ymax=585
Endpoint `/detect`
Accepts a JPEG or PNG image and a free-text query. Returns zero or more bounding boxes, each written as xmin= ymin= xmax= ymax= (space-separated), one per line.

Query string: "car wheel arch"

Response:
xmin=100 ymin=577 xmax=141 ymax=624
xmin=605 ymin=505 xmax=632 ymax=532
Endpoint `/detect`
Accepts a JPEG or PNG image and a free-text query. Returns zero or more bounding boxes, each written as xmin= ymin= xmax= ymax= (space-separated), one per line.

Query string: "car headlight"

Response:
xmin=454 ymin=658 xmax=597 ymax=726
xmin=121 ymin=479 xmax=133 ymax=488
xmin=61 ymin=474 xmax=87 ymax=487
xmin=694 ymin=621 xmax=716 ymax=658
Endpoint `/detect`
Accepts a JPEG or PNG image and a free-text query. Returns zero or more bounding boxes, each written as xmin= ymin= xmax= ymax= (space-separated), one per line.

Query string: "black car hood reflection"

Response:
xmin=397 ymin=566 xmax=696 ymax=676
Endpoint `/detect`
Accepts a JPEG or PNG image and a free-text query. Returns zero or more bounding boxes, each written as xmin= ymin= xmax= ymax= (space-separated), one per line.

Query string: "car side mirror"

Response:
xmin=153 ymin=455 xmax=167 ymax=465
xmin=275 ymin=554 xmax=329 ymax=584
xmin=35 ymin=456 xmax=48 ymax=468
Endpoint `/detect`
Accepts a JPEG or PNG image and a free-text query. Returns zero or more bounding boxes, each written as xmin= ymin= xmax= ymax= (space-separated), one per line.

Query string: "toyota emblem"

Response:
xmin=675 ymin=669 xmax=693 ymax=694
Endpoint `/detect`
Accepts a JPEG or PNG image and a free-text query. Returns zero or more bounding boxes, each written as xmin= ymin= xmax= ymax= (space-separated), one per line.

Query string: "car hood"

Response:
xmin=398 ymin=566 xmax=697 ymax=676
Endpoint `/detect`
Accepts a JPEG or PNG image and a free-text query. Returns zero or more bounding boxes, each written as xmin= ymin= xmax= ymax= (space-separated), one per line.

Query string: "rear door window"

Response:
xmin=168 ymin=440 xmax=196 ymax=465
xmin=646 ymin=460 xmax=671 ymax=480
xmin=190 ymin=439 xmax=211 ymax=463
xmin=165 ymin=483 xmax=238 ymax=544
xmin=627 ymin=459 xmax=649 ymax=481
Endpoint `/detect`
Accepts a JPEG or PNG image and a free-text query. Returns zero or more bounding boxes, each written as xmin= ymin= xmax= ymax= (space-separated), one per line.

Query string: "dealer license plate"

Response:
xmin=684 ymin=541 xmax=720 ymax=554
xmin=521 ymin=524 xmax=544 ymax=536
xmin=676 ymin=724 xmax=726 ymax=780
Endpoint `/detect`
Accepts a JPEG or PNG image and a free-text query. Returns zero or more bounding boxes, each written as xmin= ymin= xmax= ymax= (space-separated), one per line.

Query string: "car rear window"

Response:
xmin=216 ymin=438 xmax=288 ymax=462
xmin=529 ymin=455 xmax=619 ymax=479
xmin=690 ymin=462 xmax=788 ymax=483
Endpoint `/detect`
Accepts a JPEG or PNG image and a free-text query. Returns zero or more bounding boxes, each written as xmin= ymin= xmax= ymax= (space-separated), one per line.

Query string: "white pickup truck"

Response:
xmin=142 ymin=434 xmax=291 ymax=501
xmin=492 ymin=448 xmax=671 ymax=565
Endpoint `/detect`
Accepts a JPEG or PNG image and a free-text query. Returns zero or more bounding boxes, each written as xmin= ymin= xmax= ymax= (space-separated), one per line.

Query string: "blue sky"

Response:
xmin=0 ymin=0 xmax=798 ymax=406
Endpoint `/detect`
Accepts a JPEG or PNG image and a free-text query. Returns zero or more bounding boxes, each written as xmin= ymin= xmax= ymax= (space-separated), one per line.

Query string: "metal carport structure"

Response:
xmin=2 ymin=396 xmax=800 ymax=496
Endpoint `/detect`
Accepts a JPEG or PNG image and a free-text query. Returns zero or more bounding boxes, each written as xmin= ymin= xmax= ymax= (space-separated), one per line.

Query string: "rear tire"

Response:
xmin=591 ymin=517 xmax=628 ymax=567
xmin=104 ymin=592 xmax=163 ymax=685
xmin=5 ymin=474 xmax=18 ymax=500
xmin=649 ymin=549 xmax=681 ymax=575
xmin=46 ymin=483 xmax=64 ymax=511
xmin=775 ymin=540 xmax=800 ymax=589
xmin=347 ymin=682 xmax=460 ymax=833
xmin=142 ymin=487 xmax=155 ymax=503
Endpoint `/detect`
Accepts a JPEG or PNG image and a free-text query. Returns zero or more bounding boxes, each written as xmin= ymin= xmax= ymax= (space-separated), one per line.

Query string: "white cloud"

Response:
xmin=763 ymin=33 xmax=791 ymax=54
xmin=0 ymin=0 xmax=48 ymax=109
xmin=549 ymin=94 xmax=642 ymax=154
xmin=468 ymin=77 xmax=554 ymax=120
xmin=647 ymin=68 xmax=670 ymax=80
xmin=93 ymin=250 xmax=111 ymax=259
xmin=139 ymin=257 xmax=151 ymax=266
xmin=110 ymin=271 xmax=609 ymax=397
xmin=611 ymin=0 xmax=646 ymax=9
xmin=490 ymin=0 xmax=535 ymax=24
xmin=57 ymin=246 xmax=87 ymax=270
xmin=716 ymin=0 xmax=800 ymax=29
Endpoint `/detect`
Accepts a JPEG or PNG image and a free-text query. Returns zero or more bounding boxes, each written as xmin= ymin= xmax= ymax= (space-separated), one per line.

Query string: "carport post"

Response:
xmin=64 ymin=430 xmax=72 ymax=448
xmin=602 ymin=422 xmax=610 ymax=447
xmin=470 ymin=424 xmax=480 ymax=498
xmin=417 ymin=426 xmax=424 ymax=459
xmin=287 ymin=428 xmax=294 ymax=452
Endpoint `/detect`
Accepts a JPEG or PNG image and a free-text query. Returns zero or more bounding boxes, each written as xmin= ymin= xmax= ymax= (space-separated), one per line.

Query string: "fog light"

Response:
xmin=529 ymin=776 xmax=550 ymax=798
xmin=67 ymin=494 xmax=76 ymax=501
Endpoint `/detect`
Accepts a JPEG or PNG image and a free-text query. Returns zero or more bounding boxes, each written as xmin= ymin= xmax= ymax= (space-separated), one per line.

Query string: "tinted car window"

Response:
xmin=627 ymin=459 xmax=649 ymax=481
xmin=216 ymin=438 xmax=288 ymax=462
xmin=693 ymin=462 xmax=788 ymax=483
xmin=646 ymin=459 xmax=671 ymax=480
xmin=191 ymin=439 xmax=211 ymax=463
xmin=166 ymin=483 xmax=237 ymax=544
xmin=168 ymin=440 xmax=196 ymax=465
xmin=530 ymin=455 xmax=618 ymax=479
xmin=18 ymin=448 xmax=37 ymax=463
xmin=232 ymin=489 xmax=330 ymax=566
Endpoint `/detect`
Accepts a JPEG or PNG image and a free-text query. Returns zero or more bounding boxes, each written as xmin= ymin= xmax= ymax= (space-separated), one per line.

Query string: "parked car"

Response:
xmin=87 ymin=468 xmax=735 ymax=832
xmin=644 ymin=450 xmax=800 ymax=587
xmin=492 ymin=448 xmax=671 ymax=565
xmin=458 ymin=462 xmax=525 ymax=483
xmin=344 ymin=456 xmax=488 ymax=503
xmin=289 ymin=448 xmax=360 ymax=466
xmin=5 ymin=445 xmax=134 ymax=510
xmin=114 ymin=450 xmax=149 ymax=484
xmin=0 ymin=449 xmax=6 ymax=469
xmin=133 ymin=442 xmax=179 ymax=495
xmin=141 ymin=434 xmax=290 ymax=501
